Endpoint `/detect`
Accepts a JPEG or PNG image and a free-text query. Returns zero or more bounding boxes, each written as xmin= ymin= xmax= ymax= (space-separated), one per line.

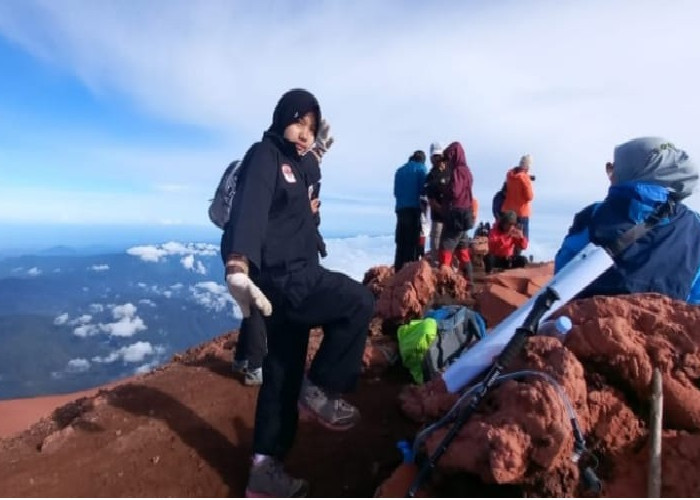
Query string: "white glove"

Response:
xmin=226 ymin=273 xmax=273 ymax=318
xmin=312 ymin=119 xmax=334 ymax=158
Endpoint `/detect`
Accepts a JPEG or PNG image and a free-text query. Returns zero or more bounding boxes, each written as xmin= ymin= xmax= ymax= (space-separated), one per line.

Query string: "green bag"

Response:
xmin=397 ymin=318 xmax=438 ymax=384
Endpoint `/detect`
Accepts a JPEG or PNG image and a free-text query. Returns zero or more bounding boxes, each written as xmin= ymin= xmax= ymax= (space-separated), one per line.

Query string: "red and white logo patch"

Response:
xmin=281 ymin=164 xmax=296 ymax=183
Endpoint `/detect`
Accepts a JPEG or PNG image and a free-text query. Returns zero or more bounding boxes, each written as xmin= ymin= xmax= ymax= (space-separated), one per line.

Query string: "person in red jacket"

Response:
xmin=484 ymin=210 xmax=528 ymax=273
xmin=501 ymin=154 xmax=535 ymax=240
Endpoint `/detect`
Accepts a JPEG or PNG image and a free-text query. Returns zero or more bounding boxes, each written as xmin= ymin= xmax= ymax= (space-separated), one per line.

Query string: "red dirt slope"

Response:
xmin=0 ymin=332 xmax=418 ymax=497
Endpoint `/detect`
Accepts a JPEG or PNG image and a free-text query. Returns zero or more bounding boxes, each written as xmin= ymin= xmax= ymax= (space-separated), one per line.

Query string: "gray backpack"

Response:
xmin=208 ymin=160 xmax=242 ymax=229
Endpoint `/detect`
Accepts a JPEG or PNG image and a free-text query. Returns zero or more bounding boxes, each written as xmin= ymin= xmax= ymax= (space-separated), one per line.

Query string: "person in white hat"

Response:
xmin=424 ymin=142 xmax=451 ymax=263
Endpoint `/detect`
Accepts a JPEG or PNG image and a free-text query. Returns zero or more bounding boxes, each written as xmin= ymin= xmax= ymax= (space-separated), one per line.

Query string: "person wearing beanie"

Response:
xmin=438 ymin=141 xmax=476 ymax=290
xmin=484 ymin=210 xmax=529 ymax=273
xmin=393 ymin=149 xmax=428 ymax=271
xmin=501 ymin=153 xmax=535 ymax=242
xmin=227 ymin=118 xmax=335 ymax=387
xmin=555 ymin=137 xmax=700 ymax=304
xmin=424 ymin=142 xmax=451 ymax=263
xmin=222 ymin=88 xmax=374 ymax=497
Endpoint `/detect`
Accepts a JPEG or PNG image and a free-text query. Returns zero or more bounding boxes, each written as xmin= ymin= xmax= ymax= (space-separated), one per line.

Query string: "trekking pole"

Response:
xmin=407 ymin=286 xmax=560 ymax=497
xmin=647 ymin=368 xmax=663 ymax=498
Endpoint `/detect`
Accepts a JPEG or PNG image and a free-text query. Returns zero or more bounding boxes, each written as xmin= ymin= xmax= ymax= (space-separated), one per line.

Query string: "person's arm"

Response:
xmin=510 ymin=227 xmax=528 ymax=250
xmin=224 ymin=143 xmax=277 ymax=273
xmin=554 ymin=203 xmax=598 ymax=272
xmin=521 ymin=174 xmax=534 ymax=202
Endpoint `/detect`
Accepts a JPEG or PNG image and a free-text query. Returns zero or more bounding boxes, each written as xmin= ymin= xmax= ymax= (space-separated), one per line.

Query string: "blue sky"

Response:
xmin=1 ymin=0 xmax=700 ymax=250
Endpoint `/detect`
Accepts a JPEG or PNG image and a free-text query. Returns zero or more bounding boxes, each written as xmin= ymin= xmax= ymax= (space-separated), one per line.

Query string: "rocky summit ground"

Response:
xmin=2 ymin=259 xmax=700 ymax=498
xmin=0 ymin=331 xmax=419 ymax=497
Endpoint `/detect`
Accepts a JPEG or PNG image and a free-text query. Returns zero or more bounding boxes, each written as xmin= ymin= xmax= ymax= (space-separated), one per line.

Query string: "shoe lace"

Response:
xmin=332 ymin=398 xmax=355 ymax=413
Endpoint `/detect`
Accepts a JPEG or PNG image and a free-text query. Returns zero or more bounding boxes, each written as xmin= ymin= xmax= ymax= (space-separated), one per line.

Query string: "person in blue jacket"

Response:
xmin=393 ymin=150 xmax=428 ymax=271
xmin=555 ymin=137 xmax=700 ymax=304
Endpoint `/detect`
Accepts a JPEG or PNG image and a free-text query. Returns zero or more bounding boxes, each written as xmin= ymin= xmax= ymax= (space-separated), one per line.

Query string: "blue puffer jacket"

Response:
xmin=554 ymin=182 xmax=700 ymax=304
xmin=394 ymin=160 xmax=427 ymax=210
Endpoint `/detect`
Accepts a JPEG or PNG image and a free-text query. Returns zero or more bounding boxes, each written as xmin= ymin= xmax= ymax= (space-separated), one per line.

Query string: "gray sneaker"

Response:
xmin=245 ymin=457 xmax=308 ymax=498
xmin=232 ymin=358 xmax=248 ymax=374
xmin=244 ymin=367 xmax=263 ymax=386
xmin=298 ymin=378 xmax=360 ymax=431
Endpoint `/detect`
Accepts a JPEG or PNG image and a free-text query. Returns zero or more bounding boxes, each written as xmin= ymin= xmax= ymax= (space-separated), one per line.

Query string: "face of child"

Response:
xmin=284 ymin=112 xmax=317 ymax=156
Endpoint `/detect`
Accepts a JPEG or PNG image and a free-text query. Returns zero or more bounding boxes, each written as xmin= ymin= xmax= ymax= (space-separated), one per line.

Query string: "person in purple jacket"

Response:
xmin=438 ymin=141 xmax=476 ymax=290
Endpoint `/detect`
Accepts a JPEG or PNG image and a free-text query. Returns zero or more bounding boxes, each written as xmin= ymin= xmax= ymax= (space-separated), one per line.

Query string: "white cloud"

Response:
xmin=138 ymin=298 xmax=156 ymax=306
xmin=89 ymin=303 xmax=105 ymax=313
xmin=0 ymin=0 xmax=699 ymax=232
xmin=99 ymin=303 xmax=147 ymax=337
xmin=66 ymin=358 xmax=90 ymax=373
xmin=74 ymin=324 xmax=99 ymax=337
xmin=134 ymin=360 xmax=160 ymax=374
xmin=69 ymin=314 xmax=93 ymax=326
xmin=111 ymin=303 xmax=137 ymax=320
xmin=127 ymin=242 xmax=218 ymax=262
xmin=89 ymin=264 xmax=109 ymax=271
xmin=190 ymin=281 xmax=233 ymax=313
xmin=181 ymin=254 xmax=208 ymax=274
xmin=70 ymin=303 xmax=147 ymax=338
xmin=54 ymin=313 xmax=69 ymax=325
xmin=92 ymin=341 xmax=165 ymax=364
xmin=126 ymin=245 xmax=168 ymax=262
xmin=322 ymin=235 xmax=395 ymax=282
xmin=27 ymin=267 xmax=41 ymax=276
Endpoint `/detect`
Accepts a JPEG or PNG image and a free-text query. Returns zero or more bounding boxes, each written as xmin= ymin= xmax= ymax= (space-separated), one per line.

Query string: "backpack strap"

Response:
xmin=605 ymin=199 xmax=675 ymax=257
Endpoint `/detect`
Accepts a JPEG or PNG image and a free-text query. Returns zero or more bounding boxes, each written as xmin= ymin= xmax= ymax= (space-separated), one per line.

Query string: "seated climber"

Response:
xmin=484 ymin=210 xmax=528 ymax=274
xmin=555 ymin=137 xmax=700 ymax=304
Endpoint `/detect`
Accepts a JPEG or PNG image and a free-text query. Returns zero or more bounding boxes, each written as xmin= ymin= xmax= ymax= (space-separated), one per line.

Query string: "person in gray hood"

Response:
xmin=555 ymin=137 xmax=700 ymax=304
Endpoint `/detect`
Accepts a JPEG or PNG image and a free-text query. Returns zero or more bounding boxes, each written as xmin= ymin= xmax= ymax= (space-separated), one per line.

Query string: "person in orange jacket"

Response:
xmin=484 ymin=210 xmax=528 ymax=273
xmin=501 ymin=154 xmax=534 ymax=240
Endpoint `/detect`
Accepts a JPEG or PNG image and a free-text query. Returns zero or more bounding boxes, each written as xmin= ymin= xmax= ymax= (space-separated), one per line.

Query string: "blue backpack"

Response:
xmin=492 ymin=182 xmax=507 ymax=220
xmin=422 ymin=305 xmax=487 ymax=381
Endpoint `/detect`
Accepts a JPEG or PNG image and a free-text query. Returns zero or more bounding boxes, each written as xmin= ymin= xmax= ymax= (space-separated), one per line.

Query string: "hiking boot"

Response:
xmin=244 ymin=367 xmax=263 ymax=386
xmin=232 ymin=358 xmax=248 ymax=375
xmin=298 ymin=378 xmax=360 ymax=431
xmin=245 ymin=457 xmax=308 ymax=498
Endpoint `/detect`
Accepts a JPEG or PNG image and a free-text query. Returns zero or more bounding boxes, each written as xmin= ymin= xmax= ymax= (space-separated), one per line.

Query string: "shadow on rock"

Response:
xmin=109 ymin=384 xmax=252 ymax=495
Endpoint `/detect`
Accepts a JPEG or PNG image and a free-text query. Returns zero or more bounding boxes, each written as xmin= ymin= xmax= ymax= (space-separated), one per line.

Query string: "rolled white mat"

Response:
xmin=442 ymin=242 xmax=614 ymax=393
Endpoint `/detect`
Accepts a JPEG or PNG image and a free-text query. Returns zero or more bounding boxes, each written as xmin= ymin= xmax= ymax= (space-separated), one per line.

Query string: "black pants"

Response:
xmin=515 ymin=216 xmax=530 ymax=256
xmin=253 ymin=266 xmax=374 ymax=458
xmin=484 ymin=254 xmax=528 ymax=274
xmin=394 ymin=207 xmax=421 ymax=271
xmin=234 ymin=308 xmax=267 ymax=369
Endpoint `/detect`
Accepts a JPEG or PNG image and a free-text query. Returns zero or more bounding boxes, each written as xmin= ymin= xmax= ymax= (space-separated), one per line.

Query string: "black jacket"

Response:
xmin=301 ymin=154 xmax=328 ymax=258
xmin=221 ymin=131 xmax=319 ymax=275
xmin=424 ymin=166 xmax=452 ymax=222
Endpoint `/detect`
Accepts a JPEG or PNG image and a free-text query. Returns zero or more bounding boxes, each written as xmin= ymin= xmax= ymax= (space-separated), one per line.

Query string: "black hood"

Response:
xmin=269 ymin=88 xmax=322 ymax=137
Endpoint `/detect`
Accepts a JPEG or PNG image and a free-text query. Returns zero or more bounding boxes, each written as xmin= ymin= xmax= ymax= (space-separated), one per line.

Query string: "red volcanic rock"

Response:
xmin=477 ymin=264 xmax=554 ymax=327
xmin=390 ymin=293 xmax=700 ymax=497
xmin=363 ymin=265 xmax=394 ymax=299
xmin=375 ymin=260 xmax=436 ymax=323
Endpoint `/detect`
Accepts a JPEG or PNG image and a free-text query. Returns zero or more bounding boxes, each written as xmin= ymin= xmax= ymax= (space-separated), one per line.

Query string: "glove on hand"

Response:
xmin=313 ymin=119 xmax=334 ymax=158
xmin=226 ymin=273 xmax=273 ymax=318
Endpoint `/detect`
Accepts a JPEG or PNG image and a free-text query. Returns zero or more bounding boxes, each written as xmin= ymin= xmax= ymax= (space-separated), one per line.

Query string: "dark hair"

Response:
xmin=410 ymin=150 xmax=426 ymax=163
